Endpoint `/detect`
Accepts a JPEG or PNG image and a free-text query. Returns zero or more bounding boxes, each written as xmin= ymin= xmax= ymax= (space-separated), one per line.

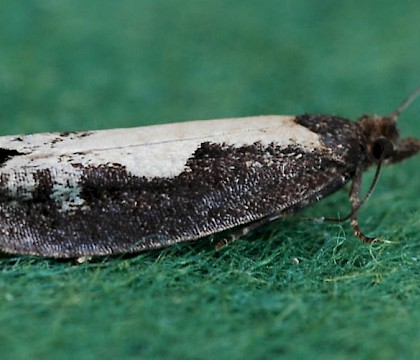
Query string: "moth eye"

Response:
xmin=372 ymin=137 xmax=393 ymax=160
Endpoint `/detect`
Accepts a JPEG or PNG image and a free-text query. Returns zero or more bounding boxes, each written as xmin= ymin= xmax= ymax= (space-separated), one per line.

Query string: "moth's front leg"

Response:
xmin=349 ymin=165 xmax=377 ymax=243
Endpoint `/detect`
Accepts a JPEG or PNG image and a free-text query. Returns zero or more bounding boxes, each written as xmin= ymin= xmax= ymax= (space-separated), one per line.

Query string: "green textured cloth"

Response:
xmin=0 ymin=1 xmax=419 ymax=359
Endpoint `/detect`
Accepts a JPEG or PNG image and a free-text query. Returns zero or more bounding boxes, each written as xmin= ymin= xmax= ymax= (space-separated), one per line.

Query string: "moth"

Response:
xmin=0 ymin=89 xmax=419 ymax=258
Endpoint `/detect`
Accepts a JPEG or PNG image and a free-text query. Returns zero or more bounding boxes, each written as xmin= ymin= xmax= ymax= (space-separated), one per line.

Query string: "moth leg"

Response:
xmin=349 ymin=166 xmax=377 ymax=243
xmin=215 ymin=226 xmax=250 ymax=249
xmin=322 ymin=158 xmax=384 ymax=224
xmin=215 ymin=215 xmax=278 ymax=249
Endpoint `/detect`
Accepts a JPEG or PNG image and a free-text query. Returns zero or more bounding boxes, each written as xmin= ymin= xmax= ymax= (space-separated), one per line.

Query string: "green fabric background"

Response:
xmin=0 ymin=1 xmax=419 ymax=359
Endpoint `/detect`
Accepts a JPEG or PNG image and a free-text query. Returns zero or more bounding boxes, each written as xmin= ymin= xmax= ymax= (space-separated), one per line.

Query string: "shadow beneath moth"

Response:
xmin=0 ymin=89 xmax=419 ymax=258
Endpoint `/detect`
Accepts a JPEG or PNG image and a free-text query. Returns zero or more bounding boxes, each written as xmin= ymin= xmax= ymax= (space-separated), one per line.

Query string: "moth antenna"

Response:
xmin=388 ymin=86 xmax=420 ymax=122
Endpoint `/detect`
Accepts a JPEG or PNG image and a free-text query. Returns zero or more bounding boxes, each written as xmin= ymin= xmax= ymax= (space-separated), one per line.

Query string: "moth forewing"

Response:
xmin=0 ymin=115 xmax=333 ymax=257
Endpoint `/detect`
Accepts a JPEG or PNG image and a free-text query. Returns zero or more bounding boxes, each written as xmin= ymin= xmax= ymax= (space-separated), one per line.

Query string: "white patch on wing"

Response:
xmin=49 ymin=167 xmax=87 ymax=212
xmin=4 ymin=170 xmax=36 ymax=200
xmin=0 ymin=116 xmax=321 ymax=179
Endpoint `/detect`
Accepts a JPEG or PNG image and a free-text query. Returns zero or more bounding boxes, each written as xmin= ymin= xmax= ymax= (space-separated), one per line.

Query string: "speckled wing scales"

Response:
xmin=0 ymin=115 xmax=362 ymax=257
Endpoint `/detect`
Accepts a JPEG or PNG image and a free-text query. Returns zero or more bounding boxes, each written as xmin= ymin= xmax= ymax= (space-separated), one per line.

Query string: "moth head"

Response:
xmin=357 ymin=87 xmax=420 ymax=165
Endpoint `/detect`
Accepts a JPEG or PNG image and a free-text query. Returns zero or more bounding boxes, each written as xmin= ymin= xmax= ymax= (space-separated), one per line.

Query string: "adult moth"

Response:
xmin=0 ymin=89 xmax=419 ymax=258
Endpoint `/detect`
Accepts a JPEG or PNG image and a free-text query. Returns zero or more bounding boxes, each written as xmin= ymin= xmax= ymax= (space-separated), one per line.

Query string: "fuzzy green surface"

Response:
xmin=0 ymin=1 xmax=419 ymax=359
